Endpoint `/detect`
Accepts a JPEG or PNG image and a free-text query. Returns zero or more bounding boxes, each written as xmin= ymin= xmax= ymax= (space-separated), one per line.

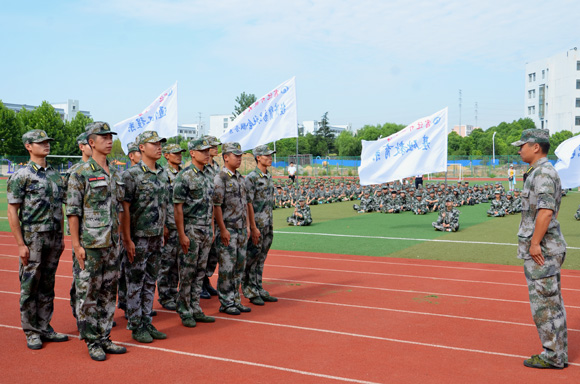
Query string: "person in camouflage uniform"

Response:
xmin=287 ymin=197 xmax=313 ymax=226
xmin=487 ymin=190 xmax=507 ymax=217
xmin=66 ymin=122 xmax=127 ymax=361
xmin=432 ymin=198 xmax=460 ymax=232
xmin=7 ymin=129 xmax=69 ymax=350
xmin=173 ymin=138 xmax=216 ymax=327
xmin=512 ymin=129 xmax=568 ymax=369
xmin=65 ymin=132 xmax=92 ymax=319
xmin=201 ymin=135 xmax=221 ymax=299
xmin=411 ymin=194 xmax=428 ymax=215
xmin=243 ymin=144 xmax=279 ymax=306
xmin=574 ymin=204 xmax=580 ymax=220
xmin=121 ymin=130 xmax=170 ymax=343
xmin=213 ymin=142 xmax=251 ymax=315
xmin=425 ymin=190 xmax=439 ymax=212
xmin=157 ymin=143 xmax=186 ymax=311
xmin=117 ymin=141 xmax=141 ymax=315
xmin=353 ymin=190 xmax=375 ymax=212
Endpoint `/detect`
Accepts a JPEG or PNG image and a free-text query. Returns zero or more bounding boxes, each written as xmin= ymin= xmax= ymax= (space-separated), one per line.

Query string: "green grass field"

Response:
xmin=2 ymin=178 xmax=579 ymax=269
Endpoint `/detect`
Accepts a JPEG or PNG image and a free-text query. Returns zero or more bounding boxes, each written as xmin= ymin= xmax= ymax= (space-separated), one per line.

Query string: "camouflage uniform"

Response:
xmin=353 ymin=194 xmax=374 ymax=212
xmin=213 ymin=143 xmax=248 ymax=311
xmin=203 ymin=136 xmax=222 ymax=283
xmin=66 ymin=155 xmax=124 ymax=344
xmin=516 ymin=151 xmax=568 ymax=367
xmin=574 ymin=205 xmax=580 ymax=220
xmin=173 ymin=139 xmax=214 ymax=321
xmin=487 ymin=193 xmax=507 ymax=217
xmin=432 ymin=201 xmax=460 ymax=231
xmin=287 ymin=200 xmax=312 ymax=226
xmin=412 ymin=197 xmax=429 ymax=215
xmin=157 ymin=144 xmax=185 ymax=308
xmin=122 ymin=132 xmax=169 ymax=331
xmin=243 ymin=145 xmax=276 ymax=301
xmin=7 ymin=132 xmax=65 ymax=339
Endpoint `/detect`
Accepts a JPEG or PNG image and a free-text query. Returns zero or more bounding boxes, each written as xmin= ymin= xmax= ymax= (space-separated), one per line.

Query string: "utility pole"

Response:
xmin=475 ymin=102 xmax=478 ymax=128
xmin=458 ymin=89 xmax=462 ymax=132
xmin=198 ymin=112 xmax=203 ymax=137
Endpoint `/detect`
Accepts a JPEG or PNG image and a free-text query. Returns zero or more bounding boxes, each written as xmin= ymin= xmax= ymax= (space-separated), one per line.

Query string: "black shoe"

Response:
xmin=118 ymin=302 xmax=127 ymax=311
xmin=204 ymin=277 xmax=218 ymax=296
xmin=193 ymin=313 xmax=216 ymax=323
xmin=200 ymin=288 xmax=211 ymax=300
xmin=262 ymin=295 xmax=278 ymax=302
xmin=150 ymin=310 xmax=157 ymax=317
xmin=250 ymin=297 xmax=265 ymax=306
xmin=235 ymin=304 xmax=251 ymax=313
xmin=112 ymin=320 xmax=117 ymax=327
xmin=219 ymin=306 xmax=241 ymax=315
xmin=161 ymin=301 xmax=177 ymax=310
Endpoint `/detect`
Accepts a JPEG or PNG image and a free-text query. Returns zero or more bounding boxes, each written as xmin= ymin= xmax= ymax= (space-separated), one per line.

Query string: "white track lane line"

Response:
xmin=0 ymin=324 xmax=382 ymax=384
xmin=273 ymin=231 xmax=580 ymax=250
xmin=267 ymin=264 xmax=580 ymax=292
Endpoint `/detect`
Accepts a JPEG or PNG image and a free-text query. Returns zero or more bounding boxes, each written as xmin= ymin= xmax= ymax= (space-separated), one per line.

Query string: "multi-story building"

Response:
xmin=4 ymin=99 xmax=91 ymax=122
xmin=525 ymin=48 xmax=580 ymax=134
xmin=208 ymin=114 xmax=232 ymax=138
xmin=300 ymin=120 xmax=352 ymax=136
xmin=452 ymin=124 xmax=480 ymax=137
xmin=177 ymin=123 xmax=204 ymax=140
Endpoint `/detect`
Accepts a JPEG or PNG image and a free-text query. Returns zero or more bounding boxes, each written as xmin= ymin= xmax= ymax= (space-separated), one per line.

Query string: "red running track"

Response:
xmin=0 ymin=234 xmax=578 ymax=383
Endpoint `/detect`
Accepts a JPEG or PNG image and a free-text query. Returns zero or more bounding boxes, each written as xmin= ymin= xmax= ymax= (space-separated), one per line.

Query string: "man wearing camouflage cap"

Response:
xmin=287 ymin=197 xmax=312 ymax=226
xmin=64 ymin=131 xmax=93 ymax=319
xmin=432 ymin=198 xmax=460 ymax=232
xmin=512 ymin=129 xmax=568 ymax=369
xmin=200 ymin=135 xmax=221 ymax=299
xmin=67 ymin=121 xmax=127 ymax=360
xmin=242 ymin=144 xmax=278 ymax=306
xmin=213 ymin=142 xmax=251 ymax=315
xmin=173 ymin=138 xmax=216 ymax=326
xmin=7 ymin=129 xmax=69 ymax=350
xmin=156 ymin=143 xmax=186 ymax=311
xmin=121 ymin=130 xmax=170 ymax=343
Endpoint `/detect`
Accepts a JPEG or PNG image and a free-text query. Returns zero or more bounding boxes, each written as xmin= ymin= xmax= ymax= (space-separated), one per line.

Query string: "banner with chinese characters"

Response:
xmin=358 ymin=108 xmax=448 ymax=186
xmin=115 ymin=82 xmax=178 ymax=154
xmin=554 ymin=133 xmax=580 ymax=189
xmin=219 ymin=77 xmax=297 ymax=151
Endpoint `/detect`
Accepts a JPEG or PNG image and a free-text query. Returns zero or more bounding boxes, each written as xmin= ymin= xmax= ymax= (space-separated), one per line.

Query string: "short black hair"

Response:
xmin=538 ymin=142 xmax=550 ymax=154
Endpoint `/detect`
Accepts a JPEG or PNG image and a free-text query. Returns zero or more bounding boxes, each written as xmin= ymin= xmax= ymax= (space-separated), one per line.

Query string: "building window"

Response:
xmin=577 ymin=80 xmax=580 ymax=89
xmin=224 ymin=123 xmax=228 ymax=129
xmin=576 ymin=98 xmax=580 ymax=108
xmin=528 ymin=74 xmax=532 ymax=82
xmin=223 ymin=117 xmax=228 ymax=122
xmin=576 ymin=116 xmax=580 ymax=126
xmin=542 ymin=70 xmax=545 ymax=79
xmin=577 ymin=61 xmax=580 ymax=70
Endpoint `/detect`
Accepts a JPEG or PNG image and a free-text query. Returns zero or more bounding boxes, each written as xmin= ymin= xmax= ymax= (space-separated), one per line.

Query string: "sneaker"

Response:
xmin=88 ymin=342 xmax=106 ymax=361
xmin=193 ymin=313 xmax=216 ymax=323
xmin=204 ymin=277 xmax=218 ymax=296
xmin=250 ymin=297 xmax=265 ymax=306
xmin=132 ymin=326 xmax=153 ymax=343
xmin=146 ymin=324 xmax=167 ymax=339
xmin=262 ymin=295 xmax=278 ymax=302
xmin=181 ymin=317 xmax=197 ymax=328
xmin=235 ymin=304 xmax=252 ymax=313
xmin=523 ymin=355 xmax=564 ymax=369
xmin=40 ymin=330 xmax=69 ymax=342
xmin=101 ymin=338 xmax=127 ymax=354
xmin=26 ymin=334 xmax=42 ymax=350
xmin=219 ymin=306 xmax=241 ymax=315
xmin=161 ymin=301 xmax=177 ymax=311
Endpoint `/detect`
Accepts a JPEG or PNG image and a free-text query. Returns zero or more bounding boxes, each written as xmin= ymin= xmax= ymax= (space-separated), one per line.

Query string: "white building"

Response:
xmin=177 ymin=123 xmax=204 ymax=140
xmin=452 ymin=125 xmax=480 ymax=137
xmin=525 ymin=48 xmax=580 ymax=134
xmin=209 ymin=114 xmax=232 ymax=138
xmin=300 ymin=120 xmax=352 ymax=136
xmin=4 ymin=99 xmax=91 ymax=122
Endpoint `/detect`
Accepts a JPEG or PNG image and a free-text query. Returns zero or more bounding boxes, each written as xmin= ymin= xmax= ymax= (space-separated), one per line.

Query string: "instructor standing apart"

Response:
xmin=512 ymin=129 xmax=567 ymax=369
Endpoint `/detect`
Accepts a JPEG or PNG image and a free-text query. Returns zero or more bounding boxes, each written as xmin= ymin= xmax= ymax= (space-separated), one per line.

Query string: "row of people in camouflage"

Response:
xmin=7 ymin=124 xmax=279 ymax=362
xmin=486 ymin=190 xmax=523 ymax=217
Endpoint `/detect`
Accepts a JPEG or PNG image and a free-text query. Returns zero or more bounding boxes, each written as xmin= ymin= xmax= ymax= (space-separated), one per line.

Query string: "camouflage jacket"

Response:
xmin=63 ymin=160 xmax=86 ymax=235
xmin=123 ymin=160 xmax=169 ymax=237
xmin=7 ymin=161 xmax=64 ymax=233
xmin=173 ymin=163 xmax=213 ymax=227
xmin=164 ymin=163 xmax=182 ymax=230
xmin=518 ymin=157 xmax=566 ymax=259
xmin=412 ymin=199 xmax=429 ymax=212
xmin=213 ymin=167 xmax=247 ymax=229
xmin=359 ymin=195 xmax=374 ymax=210
xmin=489 ymin=198 xmax=506 ymax=211
xmin=66 ymin=158 xmax=124 ymax=248
xmin=205 ymin=160 xmax=220 ymax=180
xmin=435 ymin=208 xmax=460 ymax=225
xmin=245 ymin=167 xmax=274 ymax=229
xmin=295 ymin=204 xmax=312 ymax=224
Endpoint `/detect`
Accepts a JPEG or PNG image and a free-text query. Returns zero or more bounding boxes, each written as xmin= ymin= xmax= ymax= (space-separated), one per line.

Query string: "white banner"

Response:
xmin=219 ymin=77 xmax=297 ymax=151
xmin=115 ymin=82 xmax=178 ymax=154
xmin=554 ymin=134 xmax=580 ymax=189
xmin=358 ymin=108 xmax=448 ymax=186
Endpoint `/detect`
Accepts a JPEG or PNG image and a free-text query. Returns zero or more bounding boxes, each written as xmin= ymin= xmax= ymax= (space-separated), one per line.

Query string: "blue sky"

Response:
xmin=2 ymin=0 xmax=579 ymax=132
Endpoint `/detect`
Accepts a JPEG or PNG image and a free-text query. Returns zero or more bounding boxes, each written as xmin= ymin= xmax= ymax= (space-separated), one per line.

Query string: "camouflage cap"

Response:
xmin=494 ymin=190 xmax=502 ymax=194
xmin=511 ymin=128 xmax=550 ymax=146
xmin=136 ymin=130 xmax=166 ymax=145
xmin=162 ymin=143 xmax=186 ymax=154
xmin=298 ymin=196 xmax=306 ymax=202
xmin=127 ymin=141 xmax=139 ymax=154
xmin=202 ymin=135 xmax=221 ymax=146
xmin=22 ymin=129 xmax=54 ymax=145
xmin=76 ymin=132 xmax=89 ymax=145
xmin=222 ymin=142 xmax=243 ymax=155
xmin=507 ymin=191 xmax=513 ymax=196
xmin=188 ymin=137 xmax=212 ymax=151
xmin=85 ymin=121 xmax=117 ymax=136
xmin=446 ymin=197 xmax=454 ymax=203
xmin=253 ymin=144 xmax=276 ymax=156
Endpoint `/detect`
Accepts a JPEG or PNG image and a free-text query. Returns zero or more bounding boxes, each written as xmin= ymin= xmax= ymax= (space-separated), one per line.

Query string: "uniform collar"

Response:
xmin=254 ymin=166 xmax=269 ymax=178
xmin=139 ymin=160 xmax=163 ymax=175
xmin=28 ymin=160 xmax=50 ymax=173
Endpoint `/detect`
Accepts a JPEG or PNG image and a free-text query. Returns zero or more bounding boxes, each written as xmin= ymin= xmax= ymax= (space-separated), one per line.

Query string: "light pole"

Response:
xmin=492 ymin=132 xmax=497 ymax=169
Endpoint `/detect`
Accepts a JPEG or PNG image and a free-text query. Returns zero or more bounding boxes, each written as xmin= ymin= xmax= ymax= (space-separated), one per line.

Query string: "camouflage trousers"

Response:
xmin=243 ymin=224 xmax=273 ymax=300
xmin=75 ymin=245 xmax=120 ymax=343
xmin=287 ymin=216 xmax=312 ymax=226
xmin=117 ymin=244 xmax=127 ymax=309
xmin=125 ymin=235 xmax=162 ymax=331
xmin=205 ymin=236 xmax=219 ymax=278
xmin=20 ymin=230 xmax=64 ymax=336
xmin=487 ymin=208 xmax=505 ymax=217
xmin=177 ymin=225 xmax=212 ymax=319
xmin=432 ymin=222 xmax=459 ymax=232
xmin=217 ymin=227 xmax=247 ymax=308
xmin=524 ymin=254 xmax=568 ymax=368
xmin=70 ymin=250 xmax=81 ymax=318
xmin=157 ymin=230 xmax=180 ymax=306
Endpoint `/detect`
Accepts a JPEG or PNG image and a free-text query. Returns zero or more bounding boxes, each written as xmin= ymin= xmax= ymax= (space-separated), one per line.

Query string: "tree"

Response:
xmin=335 ymin=131 xmax=360 ymax=156
xmin=63 ymin=113 xmax=93 ymax=156
xmin=232 ymin=92 xmax=257 ymax=118
xmin=0 ymin=101 xmax=25 ymax=156
xmin=17 ymin=101 xmax=68 ymax=155
xmin=316 ymin=112 xmax=334 ymax=155
xmin=549 ymin=130 xmax=574 ymax=155
xmin=111 ymin=139 xmax=125 ymax=157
